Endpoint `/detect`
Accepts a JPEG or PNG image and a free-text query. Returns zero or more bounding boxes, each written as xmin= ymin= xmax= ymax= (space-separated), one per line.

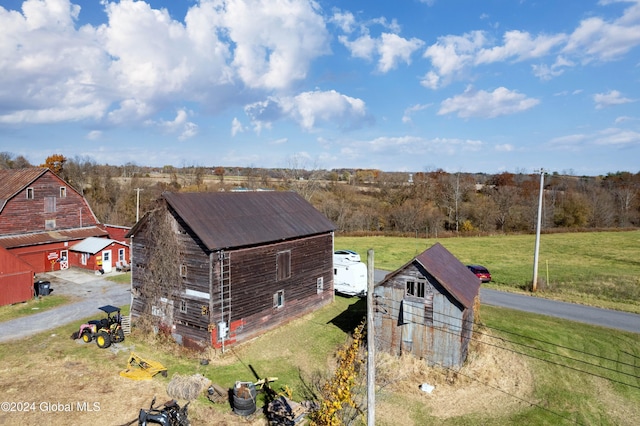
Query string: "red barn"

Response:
xmin=0 ymin=168 xmax=106 ymax=273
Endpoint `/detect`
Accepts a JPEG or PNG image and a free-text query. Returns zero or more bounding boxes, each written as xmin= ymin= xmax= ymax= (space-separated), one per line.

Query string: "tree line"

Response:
xmin=2 ymin=152 xmax=639 ymax=235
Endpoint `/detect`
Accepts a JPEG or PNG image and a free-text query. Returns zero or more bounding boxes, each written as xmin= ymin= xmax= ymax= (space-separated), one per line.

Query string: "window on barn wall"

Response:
xmin=44 ymin=196 xmax=56 ymax=213
xmin=406 ymin=280 xmax=426 ymax=298
xmin=45 ymin=219 xmax=56 ymax=230
xmin=180 ymin=264 xmax=187 ymax=278
xmin=60 ymin=187 xmax=66 ymax=198
xmin=26 ymin=187 xmax=34 ymax=199
xmin=316 ymin=277 xmax=324 ymax=294
xmin=118 ymin=249 xmax=125 ymax=262
xmin=276 ymin=250 xmax=291 ymax=281
xmin=180 ymin=300 xmax=187 ymax=314
xmin=273 ymin=289 xmax=285 ymax=308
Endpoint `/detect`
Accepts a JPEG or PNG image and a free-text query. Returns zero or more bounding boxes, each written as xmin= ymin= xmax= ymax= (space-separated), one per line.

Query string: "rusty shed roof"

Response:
xmin=159 ymin=191 xmax=335 ymax=251
xmin=414 ymin=242 xmax=481 ymax=309
xmin=0 ymin=226 xmax=109 ymax=249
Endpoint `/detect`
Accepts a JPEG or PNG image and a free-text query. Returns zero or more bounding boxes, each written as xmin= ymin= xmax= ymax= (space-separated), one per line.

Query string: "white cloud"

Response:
xmin=438 ymin=86 xmax=540 ymax=118
xmin=402 ymin=103 xmax=430 ymax=123
xmin=337 ymin=13 xmax=423 ymax=73
xmin=231 ymin=117 xmax=245 ymax=136
xmin=563 ymin=2 xmax=640 ymax=61
xmin=377 ymin=33 xmax=424 ymax=72
xmin=224 ymin=0 xmax=330 ymax=89
xmin=0 ymin=0 xmax=331 ymax=126
xmin=594 ymin=90 xmax=634 ymax=109
xmin=147 ymin=109 xmax=198 ymax=140
xmin=339 ymin=34 xmax=376 ymax=60
xmin=475 ymin=30 xmax=566 ymax=64
xmin=594 ymin=127 xmax=640 ymax=146
xmin=331 ymin=10 xmax=356 ymax=33
xmin=245 ymin=90 xmax=369 ymax=131
xmin=494 ymin=144 xmax=514 ymax=152
xmin=86 ymin=130 xmax=102 ymax=140
xmin=423 ymin=31 xmax=486 ymax=80
xmin=548 ymin=127 xmax=640 ymax=150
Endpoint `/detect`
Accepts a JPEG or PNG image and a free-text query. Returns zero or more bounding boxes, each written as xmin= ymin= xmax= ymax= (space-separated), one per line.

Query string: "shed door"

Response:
xmin=102 ymin=250 xmax=112 ymax=273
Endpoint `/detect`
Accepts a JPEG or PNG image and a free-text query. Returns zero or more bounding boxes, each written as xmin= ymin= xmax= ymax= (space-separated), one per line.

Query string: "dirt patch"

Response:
xmin=374 ymin=327 xmax=535 ymax=424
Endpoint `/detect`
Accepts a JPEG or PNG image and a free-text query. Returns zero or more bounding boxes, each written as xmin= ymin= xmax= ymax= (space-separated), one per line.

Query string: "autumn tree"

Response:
xmin=213 ymin=166 xmax=225 ymax=182
xmin=41 ymin=154 xmax=66 ymax=175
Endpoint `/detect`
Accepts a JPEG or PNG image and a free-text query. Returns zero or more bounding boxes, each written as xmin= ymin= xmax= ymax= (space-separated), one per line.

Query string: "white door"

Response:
xmin=102 ymin=250 xmax=112 ymax=273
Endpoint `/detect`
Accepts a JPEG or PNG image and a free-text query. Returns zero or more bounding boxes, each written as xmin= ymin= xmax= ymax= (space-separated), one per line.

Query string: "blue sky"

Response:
xmin=1 ymin=0 xmax=639 ymax=175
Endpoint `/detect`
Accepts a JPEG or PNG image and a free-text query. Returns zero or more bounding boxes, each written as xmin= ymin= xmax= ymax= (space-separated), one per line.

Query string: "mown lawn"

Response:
xmin=336 ymin=230 xmax=640 ymax=313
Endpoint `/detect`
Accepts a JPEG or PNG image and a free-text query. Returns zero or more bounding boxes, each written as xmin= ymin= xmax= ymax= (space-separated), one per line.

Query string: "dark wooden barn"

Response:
xmin=127 ymin=191 xmax=336 ymax=349
xmin=374 ymin=243 xmax=481 ymax=368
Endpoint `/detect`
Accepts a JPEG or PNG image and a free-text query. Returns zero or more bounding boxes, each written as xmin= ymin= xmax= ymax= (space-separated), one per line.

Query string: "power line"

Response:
xmin=374 ymin=303 xmax=640 ymax=389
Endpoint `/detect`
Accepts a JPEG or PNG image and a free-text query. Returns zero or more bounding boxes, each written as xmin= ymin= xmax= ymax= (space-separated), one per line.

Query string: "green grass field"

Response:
xmin=1 ymin=232 xmax=638 ymax=425
xmin=336 ymin=230 xmax=640 ymax=313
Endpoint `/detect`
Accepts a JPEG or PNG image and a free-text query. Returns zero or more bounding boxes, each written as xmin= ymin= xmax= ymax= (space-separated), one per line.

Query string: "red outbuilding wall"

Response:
xmin=0 ymin=246 xmax=35 ymax=306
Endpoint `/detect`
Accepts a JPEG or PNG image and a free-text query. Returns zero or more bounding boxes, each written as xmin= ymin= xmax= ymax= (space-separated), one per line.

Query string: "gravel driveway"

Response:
xmin=0 ymin=269 xmax=131 ymax=343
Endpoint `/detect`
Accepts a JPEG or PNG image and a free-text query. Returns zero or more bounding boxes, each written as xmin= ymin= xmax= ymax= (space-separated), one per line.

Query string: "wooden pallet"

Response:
xmin=121 ymin=315 xmax=132 ymax=335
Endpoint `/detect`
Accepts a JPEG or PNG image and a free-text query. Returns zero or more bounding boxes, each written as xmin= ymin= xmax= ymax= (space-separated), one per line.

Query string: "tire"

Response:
xmin=112 ymin=327 xmax=125 ymax=343
xmin=96 ymin=331 xmax=111 ymax=348
xmin=232 ymin=394 xmax=256 ymax=416
xmin=232 ymin=383 xmax=257 ymax=416
xmin=81 ymin=330 xmax=92 ymax=343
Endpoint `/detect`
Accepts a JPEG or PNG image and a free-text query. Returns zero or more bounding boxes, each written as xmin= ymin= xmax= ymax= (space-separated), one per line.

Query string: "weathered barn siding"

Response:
xmin=129 ymin=191 xmax=335 ymax=349
xmin=374 ymin=243 xmax=479 ymax=368
xmin=0 ymin=168 xmax=106 ymax=274
xmin=0 ymin=169 xmax=98 ymax=235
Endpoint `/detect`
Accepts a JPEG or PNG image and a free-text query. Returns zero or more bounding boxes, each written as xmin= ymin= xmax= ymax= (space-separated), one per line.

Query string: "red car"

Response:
xmin=467 ymin=265 xmax=491 ymax=283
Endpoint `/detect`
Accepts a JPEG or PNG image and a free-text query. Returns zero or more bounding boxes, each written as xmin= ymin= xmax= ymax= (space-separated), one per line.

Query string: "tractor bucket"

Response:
xmin=119 ymin=352 xmax=168 ymax=381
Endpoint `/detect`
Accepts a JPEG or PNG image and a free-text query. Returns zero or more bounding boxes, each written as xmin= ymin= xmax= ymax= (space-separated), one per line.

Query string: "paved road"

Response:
xmin=1 ymin=269 xmax=638 ymax=343
xmin=480 ymin=288 xmax=640 ymax=334
xmin=0 ymin=269 xmax=131 ymax=343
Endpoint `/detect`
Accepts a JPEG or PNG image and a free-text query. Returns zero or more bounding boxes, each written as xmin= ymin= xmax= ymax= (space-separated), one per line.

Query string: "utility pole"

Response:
xmin=532 ymin=169 xmax=545 ymax=292
xmin=366 ymin=249 xmax=375 ymax=425
xmin=135 ymin=188 xmax=143 ymax=222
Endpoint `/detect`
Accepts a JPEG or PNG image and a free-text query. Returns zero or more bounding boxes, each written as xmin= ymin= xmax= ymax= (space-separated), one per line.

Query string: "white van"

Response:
xmin=333 ymin=253 xmax=367 ymax=297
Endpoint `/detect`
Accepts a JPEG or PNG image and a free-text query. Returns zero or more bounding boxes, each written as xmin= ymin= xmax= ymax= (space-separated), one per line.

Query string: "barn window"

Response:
xmin=316 ymin=277 xmax=324 ymax=294
xmin=45 ymin=219 xmax=56 ymax=230
xmin=180 ymin=300 xmax=187 ymax=314
xmin=26 ymin=187 xmax=34 ymax=199
xmin=118 ymin=248 xmax=125 ymax=262
xmin=273 ymin=289 xmax=285 ymax=308
xmin=60 ymin=187 xmax=67 ymax=198
xmin=406 ymin=280 xmax=425 ymax=298
xmin=180 ymin=264 xmax=187 ymax=278
xmin=276 ymin=250 xmax=291 ymax=281
xmin=81 ymin=253 xmax=89 ymax=265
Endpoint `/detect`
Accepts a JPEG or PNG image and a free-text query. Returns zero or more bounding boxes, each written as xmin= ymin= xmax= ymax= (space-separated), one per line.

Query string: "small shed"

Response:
xmin=0 ymin=245 xmax=35 ymax=306
xmin=374 ymin=243 xmax=481 ymax=368
xmin=69 ymin=237 xmax=130 ymax=273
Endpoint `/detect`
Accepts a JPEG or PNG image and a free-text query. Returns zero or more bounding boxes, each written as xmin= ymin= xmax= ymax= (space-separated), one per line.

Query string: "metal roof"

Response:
xmin=0 ymin=226 xmax=109 ymax=249
xmin=159 ymin=191 xmax=335 ymax=251
xmin=414 ymin=242 xmax=481 ymax=309
xmin=0 ymin=168 xmax=48 ymax=212
xmin=70 ymin=236 xmax=126 ymax=254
